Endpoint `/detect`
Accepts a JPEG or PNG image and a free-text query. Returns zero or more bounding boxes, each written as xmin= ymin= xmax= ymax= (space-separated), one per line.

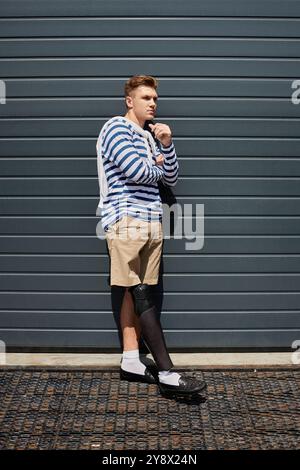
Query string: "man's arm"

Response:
xmin=158 ymin=141 xmax=179 ymax=187
xmin=102 ymin=123 xmax=164 ymax=184
xmin=149 ymin=123 xmax=179 ymax=187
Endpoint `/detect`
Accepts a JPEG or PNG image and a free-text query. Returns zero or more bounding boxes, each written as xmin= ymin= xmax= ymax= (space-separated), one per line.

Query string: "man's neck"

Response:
xmin=123 ymin=112 xmax=145 ymax=129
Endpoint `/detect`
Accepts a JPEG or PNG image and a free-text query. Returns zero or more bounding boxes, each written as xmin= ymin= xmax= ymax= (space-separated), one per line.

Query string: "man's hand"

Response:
xmin=149 ymin=123 xmax=172 ymax=147
xmin=155 ymin=154 xmax=164 ymax=166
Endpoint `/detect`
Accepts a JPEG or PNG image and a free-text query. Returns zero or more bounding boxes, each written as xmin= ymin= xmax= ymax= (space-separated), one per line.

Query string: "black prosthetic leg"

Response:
xmin=129 ymin=283 xmax=174 ymax=372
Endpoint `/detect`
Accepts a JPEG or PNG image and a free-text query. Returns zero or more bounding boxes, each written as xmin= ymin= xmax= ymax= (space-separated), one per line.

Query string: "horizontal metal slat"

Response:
xmin=1 ymin=197 xmax=300 ymax=216
xmin=0 ymin=255 xmax=299 ymax=273
xmin=1 ymin=329 xmax=298 ymax=349
xmin=2 ymin=119 xmax=300 ymax=138
xmin=1 ymin=0 xmax=300 ymax=18
xmin=2 ymin=38 xmax=300 ymax=58
xmin=1 ymin=291 xmax=300 ymax=310
xmin=0 ymin=216 xmax=300 ymax=235
xmin=2 ymin=138 xmax=300 ymax=157
xmin=1 ymin=273 xmax=300 ymax=291
xmin=2 ymin=157 xmax=300 ymax=176
xmin=1 ymin=18 xmax=300 ymax=38
xmin=2 ymin=100 xmax=300 ymax=118
xmin=1 ymin=311 xmax=300 ymax=329
xmin=1 ymin=178 xmax=300 ymax=196
xmin=1 ymin=236 xmax=300 ymax=255
xmin=1 ymin=58 xmax=300 ymax=78
xmin=4 ymin=78 xmax=297 ymax=98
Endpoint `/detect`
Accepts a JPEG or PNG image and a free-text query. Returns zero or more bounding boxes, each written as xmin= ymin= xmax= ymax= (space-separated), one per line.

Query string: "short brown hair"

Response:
xmin=124 ymin=75 xmax=158 ymax=103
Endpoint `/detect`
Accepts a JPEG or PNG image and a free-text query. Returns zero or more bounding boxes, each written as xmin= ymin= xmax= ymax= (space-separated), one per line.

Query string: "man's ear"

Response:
xmin=125 ymin=95 xmax=133 ymax=109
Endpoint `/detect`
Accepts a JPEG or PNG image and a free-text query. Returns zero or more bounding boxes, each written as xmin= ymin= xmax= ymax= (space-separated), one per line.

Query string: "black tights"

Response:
xmin=128 ymin=284 xmax=173 ymax=372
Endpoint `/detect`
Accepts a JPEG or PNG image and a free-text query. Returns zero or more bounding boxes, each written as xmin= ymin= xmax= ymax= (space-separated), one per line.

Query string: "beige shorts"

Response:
xmin=105 ymin=215 xmax=163 ymax=287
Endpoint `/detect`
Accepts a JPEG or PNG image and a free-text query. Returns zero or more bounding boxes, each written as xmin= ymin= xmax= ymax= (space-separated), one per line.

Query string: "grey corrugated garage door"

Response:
xmin=0 ymin=0 xmax=300 ymax=350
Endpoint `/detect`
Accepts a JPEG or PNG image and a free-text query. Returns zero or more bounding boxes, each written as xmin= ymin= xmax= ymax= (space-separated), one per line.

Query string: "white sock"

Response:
xmin=158 ymin=370 xmax=181 ymax=386
xmin=121 ymin=349 xmax=146 ymax=375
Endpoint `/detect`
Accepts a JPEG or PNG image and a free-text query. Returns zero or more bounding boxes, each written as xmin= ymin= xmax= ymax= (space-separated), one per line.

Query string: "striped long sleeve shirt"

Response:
xmin=97 ymin=116 xmax=179 ymax=232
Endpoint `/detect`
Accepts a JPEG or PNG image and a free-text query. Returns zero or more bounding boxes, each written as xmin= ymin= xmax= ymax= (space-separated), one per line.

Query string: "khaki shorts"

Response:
xmin=105 ymin=215 xmax=163 ymax=287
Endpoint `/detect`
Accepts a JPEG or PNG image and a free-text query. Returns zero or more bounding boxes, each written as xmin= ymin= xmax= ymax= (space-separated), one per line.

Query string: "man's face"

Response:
xmin=126 ymin=85 xmax=158 ymax=121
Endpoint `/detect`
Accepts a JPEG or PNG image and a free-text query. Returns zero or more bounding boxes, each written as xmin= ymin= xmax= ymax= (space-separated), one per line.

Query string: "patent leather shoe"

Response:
xmin=158 ymin=374 xmax=207 ymax=396
xmin=120 ymin=366 xmax=158 ymax=384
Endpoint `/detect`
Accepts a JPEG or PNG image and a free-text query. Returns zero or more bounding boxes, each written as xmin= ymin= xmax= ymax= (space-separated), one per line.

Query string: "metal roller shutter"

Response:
xmin=0 ymin=0 xmax=300 ymax=349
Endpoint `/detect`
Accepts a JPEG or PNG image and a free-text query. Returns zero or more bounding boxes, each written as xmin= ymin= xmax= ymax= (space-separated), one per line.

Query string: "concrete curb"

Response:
xmin=0 ymin=352 xmax=296 ymax=368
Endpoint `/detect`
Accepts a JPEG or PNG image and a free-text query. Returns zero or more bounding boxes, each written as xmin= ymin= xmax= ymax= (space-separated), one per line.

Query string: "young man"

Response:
xmin=97 ymin=75 xmax=206 ymax=396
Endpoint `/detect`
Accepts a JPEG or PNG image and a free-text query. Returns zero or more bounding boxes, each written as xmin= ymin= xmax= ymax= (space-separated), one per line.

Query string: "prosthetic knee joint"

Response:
xmin=129 ymin=283 xmax=155 ymax=317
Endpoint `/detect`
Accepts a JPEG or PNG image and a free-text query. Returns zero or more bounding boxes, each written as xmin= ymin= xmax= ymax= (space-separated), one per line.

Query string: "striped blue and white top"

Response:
xmin=98 ymin=116 xmax=179 ymax=232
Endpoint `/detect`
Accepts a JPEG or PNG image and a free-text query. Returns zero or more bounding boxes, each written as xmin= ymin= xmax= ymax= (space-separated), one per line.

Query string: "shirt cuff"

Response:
xmin=160 ymin=141 xmax=174 ymax=151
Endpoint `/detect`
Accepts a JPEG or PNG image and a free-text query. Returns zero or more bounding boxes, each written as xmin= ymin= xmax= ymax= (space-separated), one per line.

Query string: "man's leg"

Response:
xmin=120 ymin=287 xmax=149 ymax=375
xmin=120 ymin=287 xmax=141 ymax=351
xmin=128 ymin=283 xmax=174 ymax=372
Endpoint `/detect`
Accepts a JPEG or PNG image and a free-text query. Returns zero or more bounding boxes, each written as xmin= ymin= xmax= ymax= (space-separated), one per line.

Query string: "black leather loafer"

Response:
xmin=158 ymin=375 xmax=207 ymax=396
xmin=120 ymin=366 xmax=158 ymax=384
